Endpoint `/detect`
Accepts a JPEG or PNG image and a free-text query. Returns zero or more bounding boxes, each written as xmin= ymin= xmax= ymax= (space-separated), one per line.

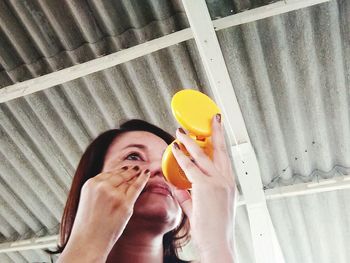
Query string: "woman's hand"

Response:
xmin=58 ymin=166 xmax=150 ymax=263
xmin=172 ymin=114 xmax=237 ymax=259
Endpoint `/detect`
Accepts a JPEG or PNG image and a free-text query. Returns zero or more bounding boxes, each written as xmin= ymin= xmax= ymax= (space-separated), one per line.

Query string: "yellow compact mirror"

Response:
xmin=162 ymin=89 xmax=221 ymax=189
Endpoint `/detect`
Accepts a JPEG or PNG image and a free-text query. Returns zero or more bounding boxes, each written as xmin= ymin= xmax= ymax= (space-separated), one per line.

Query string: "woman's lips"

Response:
xmin=142 ymin=185 xmax=172 ymax=197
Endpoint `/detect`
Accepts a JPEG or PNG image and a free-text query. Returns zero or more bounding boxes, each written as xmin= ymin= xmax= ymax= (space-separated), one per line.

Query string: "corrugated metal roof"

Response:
xmin=1 ymin=0 xmax=350 ymax=262
xmin=205 ymin=0 xmax=280 ymax=19
xmin=268 ymin=189 xmax=350 ymax=263
xmin=218 ymin=0 xmax=350 ymax=187
xmin=0 ymin=0 xmax=189 ymax=86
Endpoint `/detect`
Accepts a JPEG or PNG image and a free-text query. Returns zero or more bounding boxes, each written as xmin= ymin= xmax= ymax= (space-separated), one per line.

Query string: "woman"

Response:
xmin=54 ymin=115 xmax=237 ymax=262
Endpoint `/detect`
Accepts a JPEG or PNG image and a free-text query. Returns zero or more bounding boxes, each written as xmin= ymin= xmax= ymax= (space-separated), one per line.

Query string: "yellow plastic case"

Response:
xmin=161 ymin=89 xmax=221 ymax=189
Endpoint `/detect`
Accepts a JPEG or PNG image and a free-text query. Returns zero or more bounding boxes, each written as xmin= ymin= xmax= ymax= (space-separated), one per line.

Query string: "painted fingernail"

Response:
xmin=178 ymin=127 xmax=186 ymax=134
xmin=144 ymin=169 xmax=151 ymax=176
xmin=173 ymin=142 xmax=180 ymax=150
xmin=216 ymin=113 xmax=221 ymax=123
xmin=133 ymin=166 xmax=140 ymax=171
xmin=121 ymin=166 xmax=129 ymax=171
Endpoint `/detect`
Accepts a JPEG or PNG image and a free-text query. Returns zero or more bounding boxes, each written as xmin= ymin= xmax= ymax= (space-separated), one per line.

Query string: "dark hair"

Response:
xmin=47 ymin=119 xmax=191 ymax=262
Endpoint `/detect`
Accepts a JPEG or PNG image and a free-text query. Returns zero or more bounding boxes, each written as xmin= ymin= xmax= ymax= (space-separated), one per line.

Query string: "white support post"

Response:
xmin=0 ymin=235 xmax=58 ymax=253
xmin=232 ymin=143 xmax=285 ymax=262
xmin=180 ymin=1 xmax=285 ymax=262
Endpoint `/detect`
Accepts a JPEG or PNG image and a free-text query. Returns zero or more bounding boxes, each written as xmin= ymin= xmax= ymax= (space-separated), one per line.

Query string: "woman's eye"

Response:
xmin=125 ymin=152 xmax=143 ymax=161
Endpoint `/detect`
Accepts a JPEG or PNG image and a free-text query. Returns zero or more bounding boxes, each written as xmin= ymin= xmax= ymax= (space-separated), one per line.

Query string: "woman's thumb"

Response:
xmin=174 ymin=188 xmax=192 ymax=219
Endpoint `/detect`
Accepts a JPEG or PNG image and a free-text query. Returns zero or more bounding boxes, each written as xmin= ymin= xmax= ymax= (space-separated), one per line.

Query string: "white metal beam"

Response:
xmin=237 ymin=172 xmax=350 ymax=206
xmin=232 ymin=145 xmax=285 ymax=263
xmin=0 ymin=0 xmax=329 ymax=103
xmin=0 ymin=235 xmax=58 ymax=253
xmin=213 ymin=0 xmax=330 ymax=31
xmin=265 ymin=175 xmax=350 ymax=200
xmin=0 ymin=29 xmax=192 ymax=103
xmin=180 ymin=1 xmax=286 ymax=262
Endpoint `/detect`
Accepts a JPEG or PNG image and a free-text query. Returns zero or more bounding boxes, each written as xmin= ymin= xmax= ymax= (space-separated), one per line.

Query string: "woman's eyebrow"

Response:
xmin=121 ymin=144 xmax=146 ymax=150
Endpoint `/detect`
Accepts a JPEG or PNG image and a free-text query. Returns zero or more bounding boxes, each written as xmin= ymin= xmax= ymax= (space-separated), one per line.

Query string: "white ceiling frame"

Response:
xmin=237 ymin=174 xmax=350 ymax=206
xmin=180 ymin=1 xmax=285 ymax=262
xmin=0 ymin=0 xmax=329 ymax=104
xmin=0 ymin=235 xmax=58 ymax=253
xmin=0 ymin=0 xmax=332 ymax=256
xmin=213 ymin=0 xmax=330 ymax=31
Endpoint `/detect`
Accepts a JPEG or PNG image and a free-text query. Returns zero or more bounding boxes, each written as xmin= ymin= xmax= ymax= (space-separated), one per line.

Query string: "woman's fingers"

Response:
xmin=211 ymin=114 xmax=229 ymax=170
xmin=125 ymin=170 xmax=151 ymax=204
xmin=174 ymin=189 xmax=192 ymax=219
xmin=97 ymin=166 xmax=150 ymax=205
xmin=103 ymin=166 xmax=141 ymax=187
xmin=211 ymin=115 xmax=236 ymax=185
xmin=175 ymin=129 xmax=214 ymax=176
xmin=172 ymin=142 xmax=205 ymax=184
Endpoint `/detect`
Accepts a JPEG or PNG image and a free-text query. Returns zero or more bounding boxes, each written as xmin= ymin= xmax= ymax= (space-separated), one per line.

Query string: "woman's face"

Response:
xmin=102 ymin=131 xmax=182 ymax=229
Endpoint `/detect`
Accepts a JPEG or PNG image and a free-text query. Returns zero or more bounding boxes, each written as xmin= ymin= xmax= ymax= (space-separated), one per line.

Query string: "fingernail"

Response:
xmin=133 ymin=166 xmax=140 ymax=171
xmin=190 ymin=157 xmax=195 ymax=163
xmin=173 ymin=142 xmax=180 ymax=150
xmin=144 ymin=169 xmax=150 ymax=176
xmin=178 ymin=127 xmax=186 ymax=134
xmin=216 ymin=113 xmax=221 ymax=123
xmin=121 ymin=166 xmax=128 ymax=171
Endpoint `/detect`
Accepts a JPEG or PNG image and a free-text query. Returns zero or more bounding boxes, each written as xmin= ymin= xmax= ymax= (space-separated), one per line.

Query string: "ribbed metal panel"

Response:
xmin=0 ymin=0 xmax=189 ymax=86
xmin=0 ymin=249 xmax=57 ymax=263
xmin=268 ymin=190 xmax=350 ymax=263
xmin=205 ymin=0 xmax=280 ymax=19
xmin=217 ymin=0 xmax=350 ymax=187
xmin=0 ymin=0 xmax=349 ymax=262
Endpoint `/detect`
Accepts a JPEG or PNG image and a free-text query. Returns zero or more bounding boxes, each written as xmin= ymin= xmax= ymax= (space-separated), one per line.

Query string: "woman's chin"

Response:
xmin=133 ymin=192 xmax=180 ymax=223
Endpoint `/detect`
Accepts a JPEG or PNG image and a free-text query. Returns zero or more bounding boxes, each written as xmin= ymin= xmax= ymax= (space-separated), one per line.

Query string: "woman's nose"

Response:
xmin=146 ymin=160 xmax=164 ymax=178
